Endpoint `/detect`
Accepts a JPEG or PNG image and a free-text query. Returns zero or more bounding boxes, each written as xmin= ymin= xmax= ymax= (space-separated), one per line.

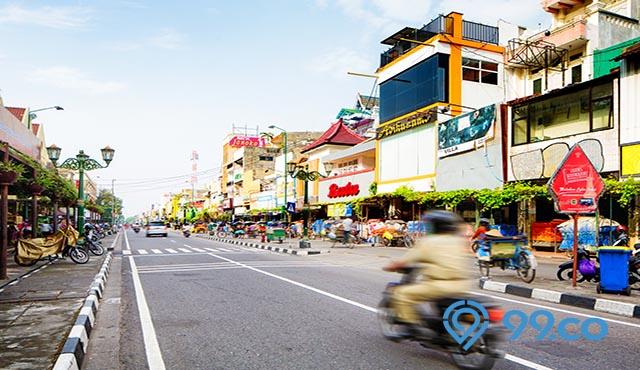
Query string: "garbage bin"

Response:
xmin=597 ymin=247 xmax=631 ymax=296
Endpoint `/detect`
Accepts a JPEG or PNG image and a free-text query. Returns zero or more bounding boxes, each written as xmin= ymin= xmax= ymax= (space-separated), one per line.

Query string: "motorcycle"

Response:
xmin=183 ymin=229 xmax=191 ymax=238
xmin=556 ymin=246 xmax=599 ymax=282
xmin=133 ymin=227 xmax=140 ymax=233
xmin=378 ymin=266 xmax=506 ymax=370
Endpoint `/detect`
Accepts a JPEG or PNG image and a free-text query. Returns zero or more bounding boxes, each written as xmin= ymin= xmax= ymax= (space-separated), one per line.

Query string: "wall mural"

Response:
xmin=511 ymin=139 xmax=604 ymax=180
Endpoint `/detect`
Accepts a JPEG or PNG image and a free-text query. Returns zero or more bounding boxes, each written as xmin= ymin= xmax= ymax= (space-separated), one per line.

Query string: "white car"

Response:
xmin=146 ymin=221 xmax=168 ymax=237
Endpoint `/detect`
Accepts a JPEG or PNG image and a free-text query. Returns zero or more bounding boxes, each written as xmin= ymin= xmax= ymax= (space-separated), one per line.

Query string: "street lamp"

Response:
xmin=46 ymin=145 xmax=115 ymax=232
xmin=268 ymin=125 xmax=288 ymax=221
xmin=28 ymin=106 xmax=64 ymax=130
xmin=287 ymin=161 xmax=334 ymax=248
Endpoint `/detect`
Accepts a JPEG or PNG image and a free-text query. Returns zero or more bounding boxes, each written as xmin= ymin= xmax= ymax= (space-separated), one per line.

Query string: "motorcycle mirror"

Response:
xmin=634 ymin=243 xmax=640 ymax=250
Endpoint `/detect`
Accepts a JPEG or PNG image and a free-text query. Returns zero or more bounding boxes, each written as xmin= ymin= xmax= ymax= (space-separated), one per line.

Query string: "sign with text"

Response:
xmin=229 ymin=135 xmax=266 ymax=148
xmin=437 ymin=104 xmax=495 ymax=158
xmin=547 ymin=144 xmax=605 ymax=214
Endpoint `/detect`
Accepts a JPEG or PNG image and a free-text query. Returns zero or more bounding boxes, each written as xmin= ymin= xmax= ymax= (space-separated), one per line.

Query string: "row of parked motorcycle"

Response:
xmin=14 ymin=223 xmax=111 ymax=266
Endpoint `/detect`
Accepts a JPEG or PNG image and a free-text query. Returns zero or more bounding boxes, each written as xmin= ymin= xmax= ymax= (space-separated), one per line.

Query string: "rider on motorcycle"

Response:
xmin=382 ymin=210 xmax=472 ymax=338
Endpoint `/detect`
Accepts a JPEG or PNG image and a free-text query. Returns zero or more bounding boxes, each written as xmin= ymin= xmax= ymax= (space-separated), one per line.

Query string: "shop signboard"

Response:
xmin=547 ymin=144 xmax=605 ymax=214
xmin=229 ymin=135 xmax=266 ymax=148
xmin=437 ymin=104 xmax=495 ymax=158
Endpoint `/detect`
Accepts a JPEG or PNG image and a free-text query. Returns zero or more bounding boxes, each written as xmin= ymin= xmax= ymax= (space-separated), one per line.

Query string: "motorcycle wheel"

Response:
xmin=376 ymin=297 xmax=406 ymax=342
xmin=516 ymin=252 xmax=536 ymax=283
xmin=89 ymin=242 xmax=105 ymax=256
xmin=14 ymin=253 xmax=38 ymax=267
xmin=556 ymin=266 xmax=586 ymax=282
xmin=449 ymin=335 xmax=496 ymax=370
xmin=68 ymin=247 xmax=89 ymax=264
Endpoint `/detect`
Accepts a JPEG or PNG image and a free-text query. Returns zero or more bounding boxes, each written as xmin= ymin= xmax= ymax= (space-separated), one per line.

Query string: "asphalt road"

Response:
xmin=83 ymin=229 xmax=640 ymax=370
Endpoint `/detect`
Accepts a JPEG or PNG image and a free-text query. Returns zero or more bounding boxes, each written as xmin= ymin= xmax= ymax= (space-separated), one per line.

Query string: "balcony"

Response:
xmin=542 ymin=0 xmax=585 ymax=14
xmin=532 ymin=19 xmax=587 ymax=50
xmin=379 ymin=15 xmax=498 ymax=68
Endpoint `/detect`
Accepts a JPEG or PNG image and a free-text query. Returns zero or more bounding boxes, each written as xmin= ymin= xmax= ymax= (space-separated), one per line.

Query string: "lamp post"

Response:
xmin=46 ymin=145 xmax=115 ymax=233
xmin=27 ymin=106 xmax=64 ymax=130
xmin=287 ymin=161 xmax=333 ymax=248
xmin=268 ymin=125 xmax=288 ymax=222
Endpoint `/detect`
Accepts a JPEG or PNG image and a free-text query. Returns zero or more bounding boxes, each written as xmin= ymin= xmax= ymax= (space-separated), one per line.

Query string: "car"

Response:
xmin=146 ymin=221 xmax=168 ymax=237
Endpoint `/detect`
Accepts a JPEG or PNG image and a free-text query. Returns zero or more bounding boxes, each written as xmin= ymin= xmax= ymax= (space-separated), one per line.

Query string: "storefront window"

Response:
xmin=511 ymin=79 xmax=614 ymax=145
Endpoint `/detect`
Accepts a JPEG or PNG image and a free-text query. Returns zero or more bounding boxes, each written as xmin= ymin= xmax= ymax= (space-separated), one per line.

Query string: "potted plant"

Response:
xmin=0 ymin=161 xmax=25 ymax=185
xmin=26 ymin=171 xmax=56 ymax=195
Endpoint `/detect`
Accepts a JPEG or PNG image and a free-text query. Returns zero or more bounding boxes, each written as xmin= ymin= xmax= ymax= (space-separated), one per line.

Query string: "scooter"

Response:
xmin=378 ymin=266 xmax=506 ymax=370
xmin=133 ymin=226 xmax=140 ymax=233
xmin=556 ymin=246 xmax=599 ymax=282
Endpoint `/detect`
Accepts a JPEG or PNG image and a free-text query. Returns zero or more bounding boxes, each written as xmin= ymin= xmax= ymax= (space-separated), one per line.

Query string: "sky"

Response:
xmin=0 ymin=0 xmax=551 ymax=217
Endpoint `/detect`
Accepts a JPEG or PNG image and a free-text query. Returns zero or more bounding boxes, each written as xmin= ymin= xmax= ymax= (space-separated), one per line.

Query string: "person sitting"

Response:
xmin=470 ymin=218 xmax=491 ymax=261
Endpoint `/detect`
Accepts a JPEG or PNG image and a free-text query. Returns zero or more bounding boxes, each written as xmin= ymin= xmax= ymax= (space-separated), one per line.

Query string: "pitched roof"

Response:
xmin=6 ymin=107 xmax=26 ymax=122
xmin=615 ymin=40 xmax=640 ymax=61
xmin=300 ymin=119 xmax=365 ymax=153
xmin=31 ymin=123 xmax=40 ymax=135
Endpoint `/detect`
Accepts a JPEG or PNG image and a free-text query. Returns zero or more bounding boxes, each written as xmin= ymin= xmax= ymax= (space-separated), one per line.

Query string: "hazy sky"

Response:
xmin=0 ymin=0 xmax=550 ymax=217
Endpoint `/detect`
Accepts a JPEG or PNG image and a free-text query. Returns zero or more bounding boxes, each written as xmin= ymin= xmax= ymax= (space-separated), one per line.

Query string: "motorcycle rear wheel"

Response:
xmin=556 ymin=266 xmax=586 ymax=283
xmin=68 ymin=247 xmax=89 ymax=264
xmin=449 ymin=335 xmax=496 ymax=370
xmin=377 ymin=297 xmax=406 ymax=342
xmin=89 ymin=242 xmax=105 ymax=256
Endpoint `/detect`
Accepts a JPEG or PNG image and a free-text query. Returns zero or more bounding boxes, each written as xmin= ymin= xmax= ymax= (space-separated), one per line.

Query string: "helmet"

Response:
xmin=479 ymin=218 xmax=490 ymax=227
xmin=617 ymin=225 xmax=628 ymax=233
xmin=422 ymin=210 xmax=463 ymax=234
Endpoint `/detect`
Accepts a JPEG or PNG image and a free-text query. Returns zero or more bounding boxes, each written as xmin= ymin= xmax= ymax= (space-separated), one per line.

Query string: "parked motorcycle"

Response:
xmin=556 ymin=246 xmax=598 ymax=282
xmin=378 ymin=266 xmax=505 ymax=370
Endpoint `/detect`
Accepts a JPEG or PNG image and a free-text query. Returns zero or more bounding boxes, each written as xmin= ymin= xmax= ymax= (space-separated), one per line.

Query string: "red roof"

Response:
xmin=301 ymin=119 xmax=365 ymax=153
xmin=6 ymin=107 xmax=26 ymax=122
xmin=31 ymin=123 xmax=40 ymax=135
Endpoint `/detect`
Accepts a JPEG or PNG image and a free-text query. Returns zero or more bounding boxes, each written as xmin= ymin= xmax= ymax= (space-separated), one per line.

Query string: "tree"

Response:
xmin=97 ymin=189 xmax=123 ymax=222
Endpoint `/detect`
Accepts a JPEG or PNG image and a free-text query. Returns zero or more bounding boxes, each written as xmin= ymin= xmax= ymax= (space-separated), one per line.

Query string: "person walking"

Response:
xmin=342 ymin=216 xmax=353 ymax=244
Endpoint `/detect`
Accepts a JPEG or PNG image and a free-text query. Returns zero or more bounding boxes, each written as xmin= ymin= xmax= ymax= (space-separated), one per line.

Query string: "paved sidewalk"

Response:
xmin=0 ymin=233 xmax=118 ymax=370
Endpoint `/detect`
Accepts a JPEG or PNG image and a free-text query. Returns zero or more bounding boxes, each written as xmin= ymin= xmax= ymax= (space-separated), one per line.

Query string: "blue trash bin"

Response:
xmin=597 ymin=247 xmax=631 ymax=295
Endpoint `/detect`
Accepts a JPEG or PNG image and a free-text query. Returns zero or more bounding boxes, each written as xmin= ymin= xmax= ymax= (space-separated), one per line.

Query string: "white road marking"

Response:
xmin=123 ymin=250 xmax=132 ymax=255
xmin=170 ymin=240 xmax=176 ymax=243
xmin=204 ymin=248 xmax=218 ymax=252
xmin=124 ymin=230 xmax=166 ymax=370
xmin=138 ymin=249 xmax=148 ymax=255
xmin=177 ymin=248 xmax=192 ymax=253
xmin=217 ymin=248 xmax=232 ymax=252
xmin=165 ymin=248 xmax=178 ymax=254
xmin=151 ymin=249 xmax=162 ymax=254
xmin=190 ymin=247 xmax=206 ymax=252
xmin=204 ymin=252 xmax=552 ymax=370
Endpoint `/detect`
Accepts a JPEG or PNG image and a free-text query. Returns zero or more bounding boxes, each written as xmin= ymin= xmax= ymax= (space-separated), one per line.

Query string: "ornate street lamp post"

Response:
xmin=287 ymin=161 xmax=333 ymax=248
xmin=46 ymin=145 xmax=115 ymax=232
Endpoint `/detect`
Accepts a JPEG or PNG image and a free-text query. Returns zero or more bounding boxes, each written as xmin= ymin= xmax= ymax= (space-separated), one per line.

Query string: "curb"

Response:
xmin=195 ymin=235 xmax=329 ymax=255
xmin=52 ymin=253 xmax=113 ymax=370
xmin=479 ymin=277 xmax=640 ymax=319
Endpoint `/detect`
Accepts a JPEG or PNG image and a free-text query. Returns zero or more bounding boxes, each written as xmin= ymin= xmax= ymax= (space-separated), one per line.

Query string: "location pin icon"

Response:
xmin=443 ymin=300 xmax=490 ymax=351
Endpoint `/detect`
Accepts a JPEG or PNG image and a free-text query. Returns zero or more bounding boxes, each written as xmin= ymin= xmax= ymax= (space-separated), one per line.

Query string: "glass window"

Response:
xmin=511 ymin=79 xmax=614 ymax=145
xmin=462 ymin=57 xmax=498 ymax=85
xmin=481 ymin=70 xmax=498 ymax=85
xmin=572 ymin=65 xmax=582 ymax=84
xmin=533 ymin=79 xmax=542 ymax=94
xmin=380 ymin=54 xmax=448 ymax=123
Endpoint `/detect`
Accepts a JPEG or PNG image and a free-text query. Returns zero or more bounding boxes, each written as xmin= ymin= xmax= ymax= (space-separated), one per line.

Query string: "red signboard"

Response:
xmin=229 ymin=136 xmax=266 ymax=148
xmin=328 ymin=182 xmax=360 ymax=198
xmin=547 ymin=144 xmax=605 ymax=214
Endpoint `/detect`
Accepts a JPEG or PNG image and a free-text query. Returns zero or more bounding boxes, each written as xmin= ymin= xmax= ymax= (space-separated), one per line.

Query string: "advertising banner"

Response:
xmin=437 ymin=104 xmax=495 ymax=158
xmin=229 ymin=136 xmax=266 ymax=148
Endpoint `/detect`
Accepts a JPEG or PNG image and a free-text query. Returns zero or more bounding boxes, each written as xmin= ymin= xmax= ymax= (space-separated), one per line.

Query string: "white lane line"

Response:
xmin=170 ymin=240 xmax=176 ymax=243
xmin=165 ymin=248 xmax=178 ymax=254
xmin=123 ymin=250 xmax=132 ymax=255
xmin=204 ymin=248 xmax=218 ymax=252
xmin=471 ymin=291 xmax=640 ymax=329
xmin=138 ymin=249 xmax=148 ymax=255
xmin=151 ymin=249 xmax=163 ymax=254
xmin=217 ymin=248 xmax=232 ymax=252
xmin=207 ymin=252 xmax=551 ymax=370
xmin=177 ymin=248 xmax=192 ymax=253
xmin=124 ymin=229 xmax=166 ymax=369
xmin=190 ymin=247 xmax=206 ymax=252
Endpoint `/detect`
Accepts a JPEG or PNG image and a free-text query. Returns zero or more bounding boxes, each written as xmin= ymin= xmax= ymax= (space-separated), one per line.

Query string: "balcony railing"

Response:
xmin=380 ymin=15 xmax=499 ymax=68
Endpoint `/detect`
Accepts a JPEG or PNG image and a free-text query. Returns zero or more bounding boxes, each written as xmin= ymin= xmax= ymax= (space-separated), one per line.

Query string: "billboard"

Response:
xmin=437 ymin=104 xmax=495 ymax=158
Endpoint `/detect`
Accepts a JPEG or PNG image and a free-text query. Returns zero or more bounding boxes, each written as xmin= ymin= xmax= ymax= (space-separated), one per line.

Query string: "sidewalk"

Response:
xmin=197 ymin=233 xmax=640 ymax=319
xmin=0 ymin=233 xmax=117 ymax=370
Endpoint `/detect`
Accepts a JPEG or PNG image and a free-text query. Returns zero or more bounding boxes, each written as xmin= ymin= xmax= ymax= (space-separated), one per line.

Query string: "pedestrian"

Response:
xmin=342 ymin=216 xmax=353 ymax=244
